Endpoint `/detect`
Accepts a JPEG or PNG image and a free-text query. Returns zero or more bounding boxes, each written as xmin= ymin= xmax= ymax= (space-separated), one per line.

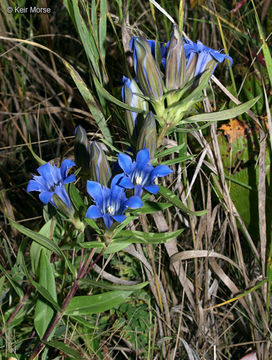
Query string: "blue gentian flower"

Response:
xmin=86 ymin=180 xmax=143 ymax=229
xmin=115 ymin=148 xmax=173 ymax=197
xmin=27 ymin=159 xmax=76 ymax=208
xmin=184 ymin=39 xmax=233 ymax=77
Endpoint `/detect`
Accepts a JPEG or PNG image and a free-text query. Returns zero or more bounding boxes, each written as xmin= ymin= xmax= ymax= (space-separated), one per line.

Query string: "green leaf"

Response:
xmin=160 ymin=154 xmax=194 ymax=166
xmin=251 ymin=0 xmax=272 ymax=89
xmin=18 ymin=238 xmax=61 ymax=312
xmin=183 ymin=97 xmax=260 ymax=123
xmin=66 ymin=0 xmax=99 ymax=75
xmin=30 ymin=219 xmax=55 ymax=276
xmin=65 ymin=291 xmax=132 ymax=315
xmin=28 ymin=135 xmax=46 ymax=166
xmin=44 ymin=340 xmax=83 ymax=360
xmin=99 ymin=0 xmax=107 ymax=63
xmin=132 ymin=200 xmax=172 ymax=215
xmin=103 ymin=242 xmax=131 ymax=254
xmin=93 ymin=76 xmax=145 ymax=113
xmin=34 ymin=250 xmax=57 ymax=339
xmin=84 ymin=217 xmax=103 ymax=233
xmin=68 ymin=183 xmax=85 ymax=212
xmin=63 ymin=60 xmax=112 ymax=144
xmin=155 ymin=143 xmax=186 ymax=158
xmin=113 ymin=229 xmax=184 ymax=243
xmin=159 ymin=186 xmax=207 ymax=216
xmin=10 ymin=219 xmax=77 ymax=278
xmin=70 ymin=315 xmax=96 ymax=329
xmin=80 ymin=279 xmax=149 ymax=291
xmin=0 ymin=263 xmax=23 ymax=299
xmin=79 ymin=241 xmax=105 ymax=249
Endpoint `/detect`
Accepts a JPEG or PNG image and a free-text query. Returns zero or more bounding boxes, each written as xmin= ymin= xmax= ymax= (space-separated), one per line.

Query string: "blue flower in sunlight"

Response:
xmin=115 ymin=148 xmax=173 ymax=197
xmin=86 ymin=180 xmax=143 ymax=229
xmin=27 ymin=159 xmax=76 ymax=208
xmin=184 ymin=39 xmax=233 ymax=77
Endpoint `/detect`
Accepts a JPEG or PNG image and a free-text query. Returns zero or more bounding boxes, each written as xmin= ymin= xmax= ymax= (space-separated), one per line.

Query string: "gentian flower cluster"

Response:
xmin=122 ymin=24 xmax=233 ymax=131
xmin=27 ymin=125 xmax=172 ymax=230
xmin=85 ymin=147 xmax=172 ymax=228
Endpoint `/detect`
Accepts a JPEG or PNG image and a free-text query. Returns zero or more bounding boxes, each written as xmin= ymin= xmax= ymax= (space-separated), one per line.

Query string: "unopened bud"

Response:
xmin=166 ymin=25 xmax=186 ymax=90
xmin=90 ymin=141 xmax=111 ymax=186
xmin=52 ymin=193 xmax=75 ymax=218
xmin=137 ymin=112 xmax=157 ymax=159
xmin=74 ymin=126 xmax=91 ymax=174
xmin=122 ymin=76 xmax=148 ymax=137
xmin=130 ymin=37 xmax=164 ymax=100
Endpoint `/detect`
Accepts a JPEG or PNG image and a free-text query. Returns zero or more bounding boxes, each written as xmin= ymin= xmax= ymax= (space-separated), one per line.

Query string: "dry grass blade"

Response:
xmin=170 ymin=250 xmax=242 ymax=271
xmin=152 ymin=211 xmax=195 ymax=307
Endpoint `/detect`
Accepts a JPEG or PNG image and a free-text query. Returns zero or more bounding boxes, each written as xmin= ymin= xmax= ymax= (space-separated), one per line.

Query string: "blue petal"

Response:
xmin=54 ymin=186 xmax=71 ymax=208
xmin=27 ymin=179 xmax=45 ymax=192
xmin=125 ymin=196 xmax=143 ymax=209
xmin=86 ymin=205 xmax=103 ymax=219
xmin=144 ymin=184 xmax=159 ymax=194
xmin=87 ymin=181 xmax=103 ymax=205
xmin=63 ymin=174 xmax=76 ymax=184
xmin=136 ymin=149 xmax=150 ymax=170
xmin=39 ymin=191 xmax=53 ymax=204
xmin=119 ymin=176 xmax=134 ymax=189
xmin=151 ymin=165 xmax=172 ymax=181
xmin=103 ymin=214 xmax=113 ymax=229
xmin=118 ymin=153 xmax=133 ymax=174
xmin=111 ymin=184 xmax=126 ymax=203
xmin=111 ymin=174 xmax=123 ymax=187
xmin=37 ymin=163 xmax=54 ymax=186
xmin=61 ymin=159 xmax=75 ymax=179
xmin=195 ymin=52 xmax=212 ymax=76
xmin=112 ymin=215 xmax=126 ymax=223
xmin=134 ymin=185 xmax=143 ymax=197
xmin=121 ymin=76 xmax=129 ymax=101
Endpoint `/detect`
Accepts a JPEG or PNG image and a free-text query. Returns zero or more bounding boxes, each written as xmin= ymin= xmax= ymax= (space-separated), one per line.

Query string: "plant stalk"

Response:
xmin=29 ymin=248 xmax=97 ymax=360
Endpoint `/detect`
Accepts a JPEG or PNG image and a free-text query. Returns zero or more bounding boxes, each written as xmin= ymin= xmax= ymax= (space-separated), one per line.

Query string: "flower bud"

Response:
xmin=166 ymin=25 xmax=186 ymax=90
xmin=52 ymin=193 xmax=75 ymax=218
xmin=74 ymin=126 xmax=91 ymax=174
xmin=90 ymin=141 xmax=111 ymax=186
xmin=184 ymin=52 xmax=198 ymax=84
xmin=130 ymin=37 xmax=164 ymax=100
xmin=137 ymin=111 xmax=157 ymax=159
xmin=122 ymin=76 xmax=149 ymax=137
